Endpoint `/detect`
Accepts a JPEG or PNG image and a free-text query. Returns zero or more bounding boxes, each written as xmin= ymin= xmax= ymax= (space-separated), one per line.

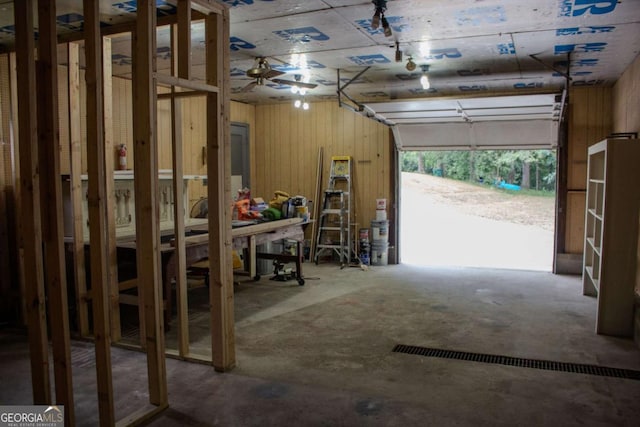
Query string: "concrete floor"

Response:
xmin=1 ymin=263 xmax=640 ymax=426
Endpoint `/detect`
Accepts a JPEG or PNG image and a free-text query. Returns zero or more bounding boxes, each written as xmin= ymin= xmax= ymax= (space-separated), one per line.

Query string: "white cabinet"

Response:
xmin=583 ymin=138 xmax=640 ymax=336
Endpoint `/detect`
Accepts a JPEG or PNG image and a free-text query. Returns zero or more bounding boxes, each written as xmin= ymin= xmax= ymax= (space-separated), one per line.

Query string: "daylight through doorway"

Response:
xmin=400 ymin=150 xmax=556 ymax=271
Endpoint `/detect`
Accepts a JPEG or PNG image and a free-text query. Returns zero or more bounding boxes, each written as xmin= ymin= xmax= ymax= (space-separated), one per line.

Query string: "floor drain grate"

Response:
xmin=392 ymin=344 xmax=640 ymax=381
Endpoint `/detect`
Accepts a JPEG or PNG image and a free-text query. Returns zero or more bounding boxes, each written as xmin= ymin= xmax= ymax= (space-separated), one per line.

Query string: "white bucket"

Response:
xmin=376 ymin=210 xmax=387 ymax=221
xmin=371 ymin=241 xmax=389 ymax=266
xmin=370 ymin=220 xmax=389 ymax=242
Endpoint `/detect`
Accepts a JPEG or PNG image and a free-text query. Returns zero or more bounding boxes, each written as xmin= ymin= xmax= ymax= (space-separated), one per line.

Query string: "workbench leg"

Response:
xmin=296 ymin=241 xmax=305 ymax=286
xmin=249 ymin=235 xmax=258 ymax=280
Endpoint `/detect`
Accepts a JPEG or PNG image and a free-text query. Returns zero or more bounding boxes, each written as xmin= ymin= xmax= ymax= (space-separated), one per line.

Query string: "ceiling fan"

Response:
xmin=241 ymin=57 xmax=318 ymax=92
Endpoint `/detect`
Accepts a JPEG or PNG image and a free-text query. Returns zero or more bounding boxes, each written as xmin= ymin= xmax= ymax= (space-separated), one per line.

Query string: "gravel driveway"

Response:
xmin=400 ymin=172 xmax=555 ymax=271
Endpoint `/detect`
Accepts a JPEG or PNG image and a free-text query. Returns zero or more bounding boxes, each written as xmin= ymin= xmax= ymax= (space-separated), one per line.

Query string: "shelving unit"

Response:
xmin=582 ymin=138 xmax=640 ymax=336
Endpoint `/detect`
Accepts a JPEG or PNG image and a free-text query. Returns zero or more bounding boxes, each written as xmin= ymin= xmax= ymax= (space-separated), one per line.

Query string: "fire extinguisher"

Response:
xmin=118 ymin=144 xmax=127 ymax=170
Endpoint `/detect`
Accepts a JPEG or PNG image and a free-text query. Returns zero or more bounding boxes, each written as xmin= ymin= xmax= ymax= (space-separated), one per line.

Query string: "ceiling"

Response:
xmin=0 ymin=1 xmax=639 ymax=117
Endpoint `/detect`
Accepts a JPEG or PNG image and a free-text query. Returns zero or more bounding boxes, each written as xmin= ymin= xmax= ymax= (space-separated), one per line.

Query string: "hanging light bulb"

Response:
xmin=420 ymin=74 xmax=430 ymax=90
xmin=294 ymin=99 xmax=301 ymax=108
xmin=303 ymin=101 xmax=309 ymax=110
xmin=291 ymin=85 xmax=299 ymax=94
xmin=420 ymin=65 xmax=430 ymax=90
xmin=299 ymin=87 xmax=307 ymax=96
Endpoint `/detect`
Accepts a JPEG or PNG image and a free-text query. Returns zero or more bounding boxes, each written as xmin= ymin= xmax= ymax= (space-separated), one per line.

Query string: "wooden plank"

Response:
xmin=157 ymin=90 xmax=206 ymax=100
xmin=14 ymin=0 xmax=50 ymax=405
xmin=309 ymin=147 xmax=323 ymax=261
xmin=67 ymin=43 xmax=90 ymax=337
xmin=103 ymin=36 xmax=122 ymax=342
xmin=170 ymin=24 xmax=190 ymax=357
xmin=9 ymin=52 xmax=26 ymax=325
xmin=156 ymin=74 xmax=218 ymax=93
xmin=36 ymin=1 xmax=75 ymax=423
xmin=190 ymin=0 xmax=226 ymax=15
xmin=115 ymin=403 xmax=168 ymax=427
xmin=177 ymin=0 xmax=191 ymax=80
xmin=133 ymin=0 xmax=168 ymax=406
xmin=206 ymin=8 xmax=236 ymax=372
xmin=84 ymin=0 xmax=115 ymax=424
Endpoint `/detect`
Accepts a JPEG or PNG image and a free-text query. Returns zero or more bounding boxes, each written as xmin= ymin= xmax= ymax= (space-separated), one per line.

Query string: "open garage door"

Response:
xmin=363 ymin=94 xmax=562 ymax=150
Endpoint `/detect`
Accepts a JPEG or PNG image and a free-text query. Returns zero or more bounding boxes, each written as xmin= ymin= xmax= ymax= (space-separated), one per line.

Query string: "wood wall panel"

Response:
xmin=565 ymin=86 xmax=612 ymax=255
xmin=567 ymin=87 xmax=612 ymax=191
xmin=253 ymin=101 xmax=393 ymax=240
xmin=612 ymin=53 xmax=640 ymax=135
xmin=566 ymin=191 xmax=586 ymax=254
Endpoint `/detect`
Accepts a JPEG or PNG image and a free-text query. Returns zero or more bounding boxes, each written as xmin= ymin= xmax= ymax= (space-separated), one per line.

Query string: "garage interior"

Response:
xmin=0 ymin=1 xmax=639 ymax=426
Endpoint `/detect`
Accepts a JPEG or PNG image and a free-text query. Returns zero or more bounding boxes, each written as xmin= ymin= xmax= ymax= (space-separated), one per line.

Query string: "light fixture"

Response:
xmin=395 ymin=41 xmax=402 ymax=62
xmin=291 ymin=85 xmax=299 ymax=94
xmin=381 ymin=16 xmax=392 ymax=37
xmin=371 ymin=8 xmax=381 ymax=29
xmin=294 ymin=95 xmax=310 ymax=111
xmin=371 ymin=0 xmax=389 ymax=34
xmin=420 ymin=64 xmax=430 ymax=90
xmin=406 ymin=56 xmax=416 ymax=71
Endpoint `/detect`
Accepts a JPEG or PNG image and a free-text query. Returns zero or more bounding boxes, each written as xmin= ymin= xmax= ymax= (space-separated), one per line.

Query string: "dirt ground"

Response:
xmin=400 ymin=172 xmax=555 ymax=271
xmin=402 ymin=172 xmax=556 ymax=231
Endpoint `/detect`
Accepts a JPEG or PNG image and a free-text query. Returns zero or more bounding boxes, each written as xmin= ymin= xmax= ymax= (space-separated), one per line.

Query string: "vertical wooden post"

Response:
xmin=206 ymin=8 xmax=236 ymax=371
xmin=84 ymin=0 xmax=116 ymax=424
xmin=103 ymin=36 xmax=121 ymax=342
xmin=171 ymin=24 xmax=189 ymax=357
xmin=13 ymin=0 xmax=51 ymax=404
xmin=36 ymin=1 xmax=75 ymax=423
xmin=177 ymin=0 xmax=192 ymax=80
xmin=8 ymin=52 xmax=27 ymax=326
xmin=67 ymin=42 xmax=89 ymax=337
xmin=133 ymin=0 xmax=168 ymax=406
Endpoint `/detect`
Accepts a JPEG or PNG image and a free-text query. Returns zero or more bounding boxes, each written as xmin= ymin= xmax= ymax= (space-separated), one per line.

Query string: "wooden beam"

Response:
xmin=14 ymin=0 xmax=51 ymax=404
xmin=133 ymin=0 xmax=168 ymax=407
xmin=170 ymin=24 xmax=189 ymax=357
xmin=67 ymin=42 xmax=89 ymax=337
xmin=84 ymin=0 xmax=115 ymax=424
xmin=191 ymin=0 xmax=226 ymax=15
xmin=206 ymin=7 xmax=236 ymax=372
xmin=177 ymin=0 xmax=192 ymax=80
xmin=55 ymin=12 xmax=206 ymax=47
xmin=155 ymin=74 xmax=219 ymax=93
xmin=157 ymin=90 xmax=207 ymax=100
xmin=8 ymin=52 xmax=27 ymax=326
xmin=36 ymin=1 xmax=75 ymax=423
xmin=103 ymin=36 xmax=121 ymax=342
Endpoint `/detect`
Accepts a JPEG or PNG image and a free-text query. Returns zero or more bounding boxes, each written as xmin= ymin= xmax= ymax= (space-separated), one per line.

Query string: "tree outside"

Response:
xmin=401 ymin=149 xmax=556 ymax=193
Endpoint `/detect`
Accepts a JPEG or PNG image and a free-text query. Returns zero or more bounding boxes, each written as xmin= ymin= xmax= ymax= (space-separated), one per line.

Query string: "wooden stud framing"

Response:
xmin=36 ymin=1 xmax=75 ymax=423
xmin=133 ymin=0 xmax=168 ymax=408
xmin=84 ymin=0 xmax=116 ymax=424
xmin=206 ymin=7 xmax=235 ymax=371
xmin=155 ymin=74 xmax=219 ymax=94
xmin=177 ymin=0 xmax=192 ymax=80
xmin=68 ymin=42 xmax=89 ymax=337
xmin=13 ymin=0 xmax=50 ymax=404
xmin=170 ymin=24 xmax=189 ymax=357
xmin=103 ymin=36 xmax=122 ymax=342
